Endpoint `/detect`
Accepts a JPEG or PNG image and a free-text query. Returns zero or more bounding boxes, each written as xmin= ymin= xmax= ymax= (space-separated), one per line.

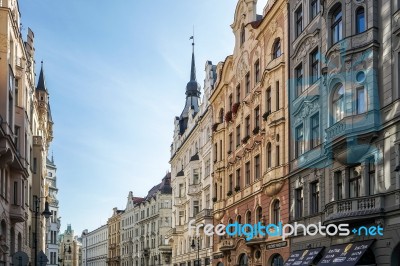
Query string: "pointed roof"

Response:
xmin=36 ymin=61 xmax=48 ymax=92
xmin=185 ymin=37 xmax=200 ymax=97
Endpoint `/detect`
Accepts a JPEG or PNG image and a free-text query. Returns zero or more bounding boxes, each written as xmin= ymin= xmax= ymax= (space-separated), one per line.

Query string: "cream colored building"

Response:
xmin=59 ymin=225 xmax=82 ymax=266
xmin=107 ymin=208 xmax=123 ymax=266
xmin=167 ymin=44 xmax=216 ymax=265
xmin=0 ymin=0 xmax=54 ymax=265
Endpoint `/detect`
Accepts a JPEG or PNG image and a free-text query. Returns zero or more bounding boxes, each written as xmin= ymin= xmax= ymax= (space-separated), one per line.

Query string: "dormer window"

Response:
xmin=240 ymin=25 xmax=245 ymax=45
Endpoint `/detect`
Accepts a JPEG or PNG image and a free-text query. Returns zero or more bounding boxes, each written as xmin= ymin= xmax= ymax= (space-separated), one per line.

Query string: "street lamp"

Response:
xmin=191 ymin=238 xmax=200 ymax=266
xmin=34 ymin=195 xmax=52 ymax=266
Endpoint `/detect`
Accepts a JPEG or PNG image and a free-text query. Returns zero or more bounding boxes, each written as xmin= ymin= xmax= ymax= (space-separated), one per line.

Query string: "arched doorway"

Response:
xmin=216 ymin=262 xmax=224 ymax=266
xmin=391 ymin=243 xmax=400 ymax=266
xmin=238 ymin=253 xmax=248 ymax=266
xmin=271 ymin=254 xmax=284 ymax=266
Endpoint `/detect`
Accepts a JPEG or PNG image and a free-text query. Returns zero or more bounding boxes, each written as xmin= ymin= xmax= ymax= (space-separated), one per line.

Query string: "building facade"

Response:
xmin=210 ymin=0 xmax=290 ymax=265
xmin=0 ymin=0 xmax=55 ymax=265
xmin=107 ymin=208 xmax=124 ymax=266
xmin=81 ymin=225 xmax=108 ymax=266
xmin=45 ymin=157 xmax=61 ymax=265
xmin=286 ymin=0 xmax=400 ymax=265
xmin=167 ymin=43 xmax=216 ymax=266
xmin=60 ymin=225 xmax=82 ymax=266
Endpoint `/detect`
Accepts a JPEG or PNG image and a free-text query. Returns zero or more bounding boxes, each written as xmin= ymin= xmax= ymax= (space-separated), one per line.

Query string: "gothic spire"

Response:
xmin=36 ymin=61 xmax=48 ymax=92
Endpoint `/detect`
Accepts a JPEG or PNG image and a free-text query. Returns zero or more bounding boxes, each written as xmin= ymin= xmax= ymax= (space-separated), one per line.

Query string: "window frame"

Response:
xmin=296 ymin=5 xmax=303 ymax=37
xmin=295 ymin=64 xmax=303 ymax=97
xmin=310 ymin=112 xmax=320 ymax=149
xmin=310 ymin=48 xmax=320 ymax=84
xmin=356 ymin=7 xmax=366 ymax=34
xmin=295 ymin=124 xmax=304 ymax=157
xmin=331 ymin=5 xmax=343 ymax=44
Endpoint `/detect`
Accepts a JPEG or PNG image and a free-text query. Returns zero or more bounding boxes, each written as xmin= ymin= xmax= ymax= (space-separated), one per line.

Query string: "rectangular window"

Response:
xmin=236 ymin=168 xmax=241 ymax=188
xmin=229 ymin=94 xmax=233 ymax=111
xmin=295 ymin=188 xmax=303 ymax=218
xmin=236 ymin=84 xmax=241 ymax=103
xmin=245 ymin=72 xmax=250 ymax=94
xmin=349 ymin=165 xmax=361 ymax=198
xmin=236 ymin=125 xmax=241 ymax=147
xmin=310 ymin=113 xmax=320 ymax=148
xmin=295 ymin=64 xmax=303 ymax=96
xmin=179 ymin=211 xmax=184 ymax=225
xmin=295 ymin=124 xmax=304 ymax=157
xmin=15 ymin=79 xmax=19 ymax=106
xmin=332 ymin=7 xmax=343 ymax=44
xmin=310 ymin=181 xmax=319 ymax=214
xmin=245 ymin=116 xmax=250 ymax=137
xmin=254 ymin=106 xmax=260 ymax=129
xmin=33 ymin=158 xmax=37 ymax=174
xmin=229 ymin=174 xmax=233 ymax=192
xmin=357 ymin=87 xmax=366 ymax=114
xmin=193 ymin=169 xmax=199 ymax=185
xmin=245 ymin=162 xmax=251 ymax=185
xmin=335 ymin=171 xmax=343 ymax=200
xmin=276 ymin=81 xmax=280 ymax=110
xmin=310 ymin=0 xmax=319 ymax=20
xmin=310 ymin=49 xmax=320 ymax=83
xmin=266 ymin=88 xmax=271 ymax=114
xmin=254 ymin=60 xmax=260 ymax=83
xmin=14 ymin=126 xmax=20 ymax=152
xmin=228 ymin=133 xmax=233 ymax=153
xmin=219 ymin=139 xmax=223 ymax=161
xmin=254 ymin=155 xmax=260 ymax=180
xmin=276 ymin=145 xmax=280 ymax=166
xmin=179 ymin=184 xmax=184 ymax=197
xmin=296 ymin=6 xmax=303 ymax=37
xmin=369 ymin=158 xmax=375 ymax=195
xmin=214 ymin=143 xmax=217 ymax=162
xmin=193 ymin=201 xmax=199 ymax=216
xmin=13 ymin=181 xmax=18 ymax=205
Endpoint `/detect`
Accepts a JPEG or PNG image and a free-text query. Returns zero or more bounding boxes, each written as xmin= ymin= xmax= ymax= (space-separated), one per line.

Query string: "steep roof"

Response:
xmin=36 ymin=61 xmax=48 ymax=92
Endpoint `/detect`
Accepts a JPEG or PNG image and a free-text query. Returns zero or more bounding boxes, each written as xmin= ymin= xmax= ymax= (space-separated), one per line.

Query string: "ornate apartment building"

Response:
xmin=210 ymin=0 xmax=289 ymax=265
xmin=107 ymin=208 xmax=124 ymax=266
xmin=59 ymin=225 xmax=82 ymax=266
xmin=45 ymin=157 xmax=61 ymax=265
xmin=0 ymin=0 xmax=55 ymax=264
xmin=286 ymin=0 xmax=400 ymax=265
xmin=167 ymin=43 xmax=216 ymax=266
xmin=81 ymin=225 xmax=108 ymax=266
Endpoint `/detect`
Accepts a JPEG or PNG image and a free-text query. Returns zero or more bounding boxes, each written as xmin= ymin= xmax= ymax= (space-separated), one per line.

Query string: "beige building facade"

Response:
xmin=60 ymin=225 xmax=82 ymax=266
xmin=107 ymin=208 xmax=124 ymax=266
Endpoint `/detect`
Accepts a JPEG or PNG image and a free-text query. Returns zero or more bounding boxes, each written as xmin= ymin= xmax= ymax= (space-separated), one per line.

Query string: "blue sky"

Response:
xmin=19 ymin=0 xmax=268 ymax=235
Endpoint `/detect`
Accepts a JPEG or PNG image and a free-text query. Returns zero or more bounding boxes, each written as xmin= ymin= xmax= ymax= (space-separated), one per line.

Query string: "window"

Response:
xmin=356 ymin=7 xmax=365 ymax=34
xmin=245 ymin=72 xmax=250 ymax=94
xmin=295 ymin=124 xmax=304 ymax=157
xmin=368 ymin=158 xmax=375 ymax=195
xmin=15 ymin=79 xmax=19 ymax=106
xmin=310 ymin=0 xmax=319 ymax=20
xmin=271 ymin=254 xmax=284 ymax=266
xmin=229 ymin=133 xmax=233 ymax=153
xmin=236 ymin=125 xmax=241 ymax=147
xmin=267 ymin=143 xmax=272 ymax=168
xmin=245 ymin=116 xmax=250 ymax=137
xmin=219 ymin=108 xmax=224 ymax=123
xmin=14 ymin=126 xmax=20 ymax=151
xmin=295 ymin=64 xmax=303 ymax=96
xmin=246 ymin=211 xmax=252 ymax=224
xmin=236 ymin=84 xmax=241 ymax=103
xmin=255 ymin=60 xmax=260 ymax=83
xmin=349 ymin=165 xmax=361 ymax=198
xmin=229 ymin=94 xmax=233 ymax=111
xmin=310 ymin=49 xmax=320 ymax=83
xmin=296 ymin=6 xmax=303 ymax=37
xmin=254 ymin=106 xmax=260 ymax=129
xmin=214 ymin=143 xmax=218 ymax=162
xmin=273 ymin=200 xmax=280 ymax=224
xmin=193 ymin=201 xmax=199 ymax=216
xmin=266 ymin=87 xmax=271 ymax=114
xmin=310 ymin=113 xmax=320 ymax=148
xmin=333 ymin=84 xmax=344 ymax=122
xmin=273 ymin=39 xmax=281 ymax=59
xmin=245 ymin=162 xmax=251 ymax=185
xmin=295 ymin=188 xmax=303 ymax=218
xmin=357 ymin=87 xmax=366 ymax=114
xmin=310 ymin=182 xmax=319 ymax=214
xmin=240 ymin=25 xmax=245 ymax=45
xmin=193 ymin=169 xmax=199 ymax=185
xmin=276 ymin=81 xmax=280 ymax=110
xmin=236 ymin=168 xmax=241 ymax=188
xmin=13 ymin=182 xmax=18 ymax=205
xmin=257 ymin=207 xmax=263 ymax=223
xmin=331 ymin=5 xmax=343 ymax=44
xmin=239 ymin=253 xmax=248 ymax=266
xmin=255 ymin=155 xmax=260 ymax=179
xmin=179 ymin=184 xmax=185 ymax=197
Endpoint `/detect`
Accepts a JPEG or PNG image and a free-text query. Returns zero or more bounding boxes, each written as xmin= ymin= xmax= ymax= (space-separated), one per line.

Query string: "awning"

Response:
xmin=317 ymin=240 xmax=374 ymax=266
xmin=284 ymin=247 xmax=324 ymax=266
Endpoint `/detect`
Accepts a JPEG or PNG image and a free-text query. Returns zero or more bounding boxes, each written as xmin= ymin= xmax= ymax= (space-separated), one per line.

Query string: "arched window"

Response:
xmin=256 ymin=206 xmax=263 ymax=224
xmin=240 ymin=25 xmax=245 ymax=45
xmin=332 ymin=84 xmax=345 ymax=123
xmin=267 ymin=142 xmax=272 ymax=168
xmin=246 ymin=211 xmax=252 ymax=224
xmin=273 ymin=200 xmax=280 ymax=224
xmin=237 ymin=215 xmax=242 ymax=224
xmin=273 ymin=39 xmax=282 ymax=59
xmin=356 ymin=7 xmax=365 ymax=34
xmin=271 ymin=254 xmax=284 ymax=266
xmin=331 ymin=5 xmax=343 ymax=44
xmin=219 ymin=108 xmax=224 ymax=123
xmin=239 ymin=253 xmax=248 ymax=266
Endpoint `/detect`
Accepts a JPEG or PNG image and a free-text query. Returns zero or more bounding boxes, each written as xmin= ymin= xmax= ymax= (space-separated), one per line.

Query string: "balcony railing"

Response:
xmin=325 ymin=194 xmax=384 ymax=222
xmin=195 ymin=209 xmax=213 ymax=220
xmin=218 ymin=239 xmax=234 ymax=251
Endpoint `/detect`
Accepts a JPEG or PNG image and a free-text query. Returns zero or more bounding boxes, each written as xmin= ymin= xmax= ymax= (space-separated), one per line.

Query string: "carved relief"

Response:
xmin=293 ymin=31 xmax=320 ymax=63
xmin=236 ymin=52 xmax=250 ymax=80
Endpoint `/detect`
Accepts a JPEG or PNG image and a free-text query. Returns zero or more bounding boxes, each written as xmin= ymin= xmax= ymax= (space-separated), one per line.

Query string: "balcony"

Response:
xmin=218 ymin=239 xmax=234 ymax=252
xmin=188 ymin=183 xmax=202 ymax=195
xmin=10 ymin=204 xmax=26 ymax=223
xmin=195 ymin=209 xmax=213 ymax=221
xmin=325 ymin=194 xmax=384 ymax=223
